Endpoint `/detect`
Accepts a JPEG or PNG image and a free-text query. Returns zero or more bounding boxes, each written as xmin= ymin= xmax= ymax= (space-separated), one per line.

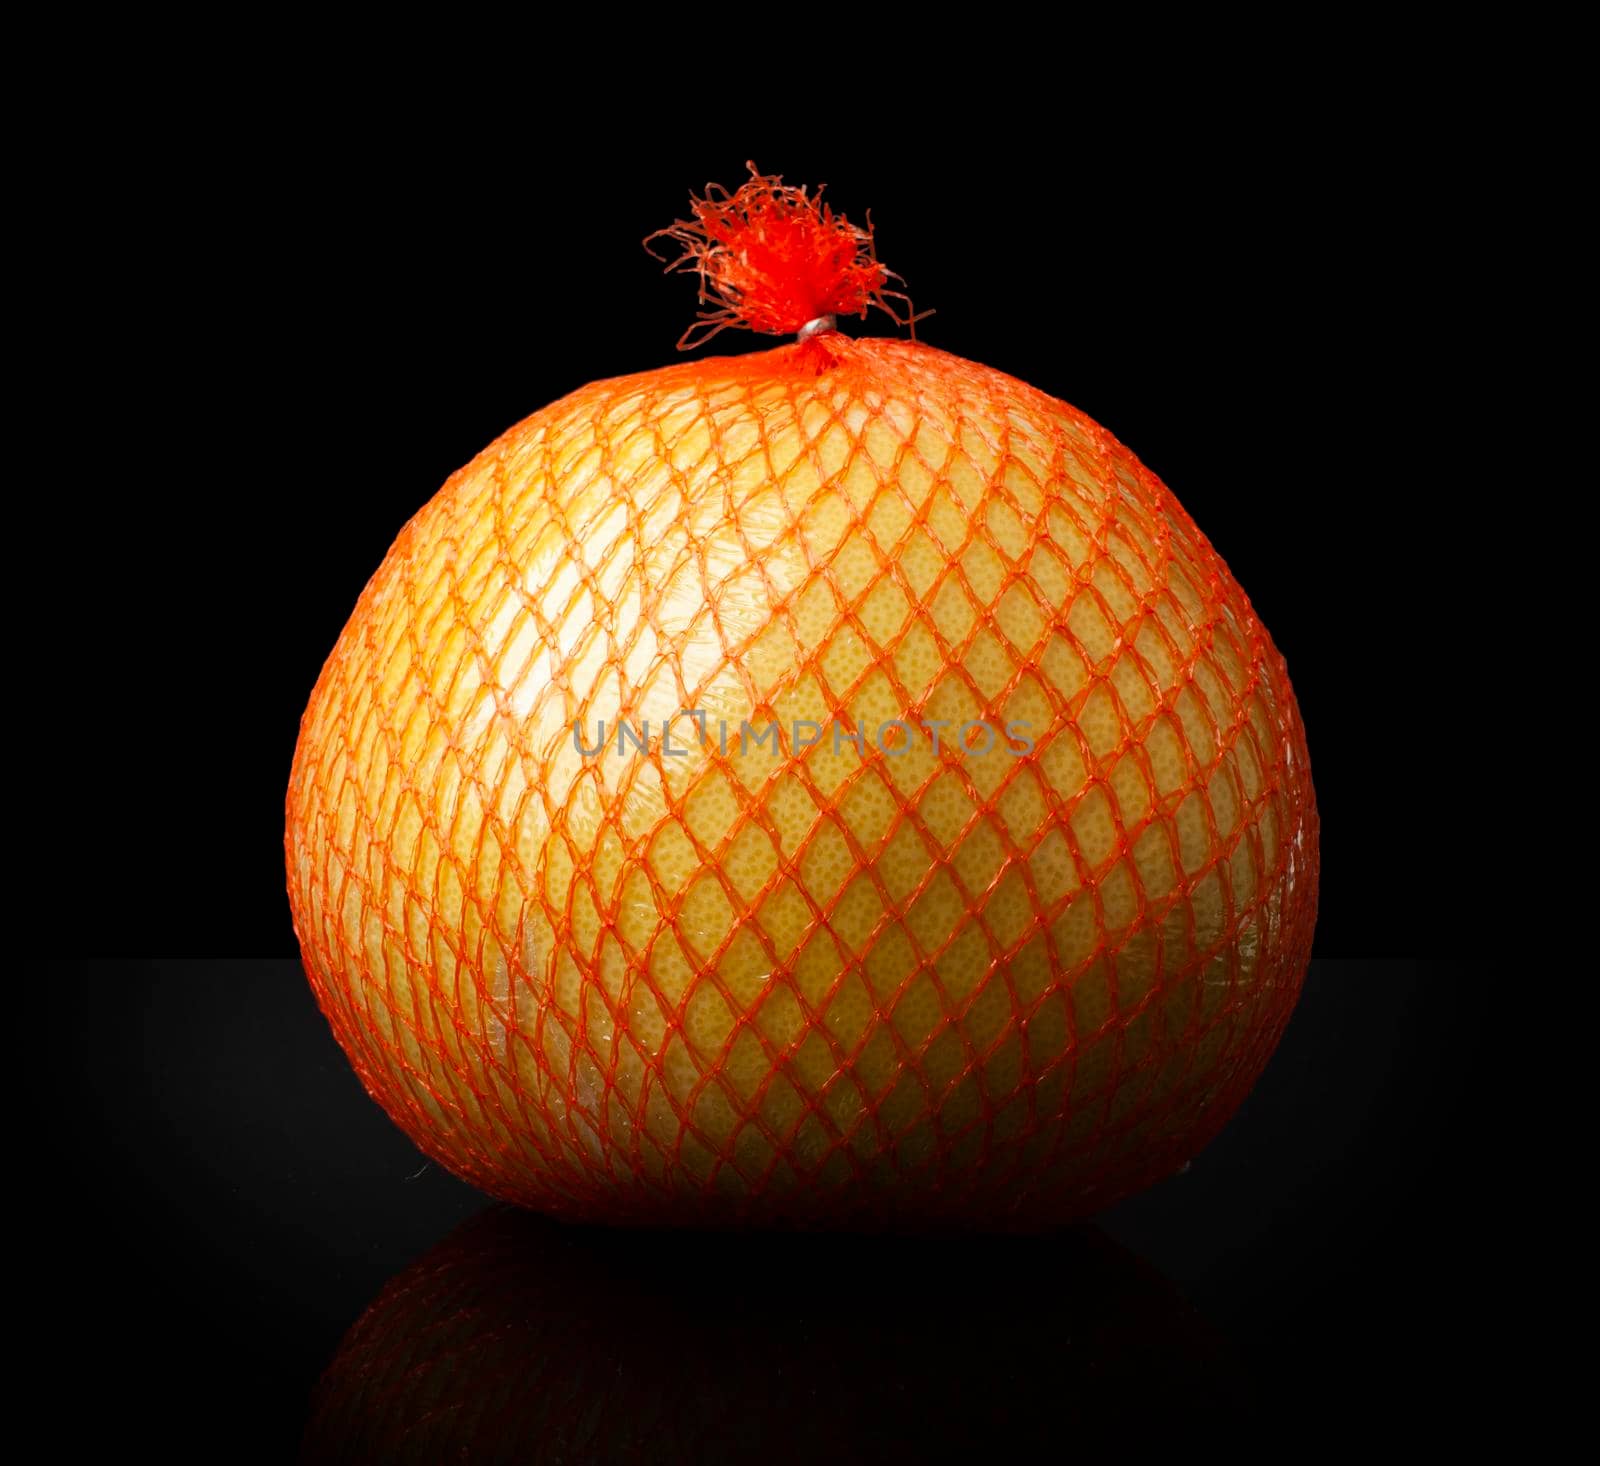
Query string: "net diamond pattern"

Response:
xmin=286 ymin=335 xmax=1318 ymax=1227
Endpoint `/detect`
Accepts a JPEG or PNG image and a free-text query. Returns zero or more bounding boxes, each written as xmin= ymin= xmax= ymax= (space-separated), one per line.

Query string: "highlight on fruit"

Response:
xmin=285 ymin=160 xmax=1319 ymax=1230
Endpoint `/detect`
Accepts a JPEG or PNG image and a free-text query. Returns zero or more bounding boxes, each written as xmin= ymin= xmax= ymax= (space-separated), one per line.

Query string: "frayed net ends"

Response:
xmin=646 ymin=161 xmax=931 ymax=350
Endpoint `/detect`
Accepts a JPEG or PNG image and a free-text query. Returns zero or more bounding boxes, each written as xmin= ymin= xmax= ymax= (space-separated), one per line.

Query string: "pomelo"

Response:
xmin=285 ymin=166 xmax=1317 ymax=1227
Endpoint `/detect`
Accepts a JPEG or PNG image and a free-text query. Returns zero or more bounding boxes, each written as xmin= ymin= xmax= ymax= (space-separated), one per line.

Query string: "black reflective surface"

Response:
xmin=301 ymin=1208 xmax=1250 ymax=1461
xmin=49 ymin=958 xmax=1502 ymax=1460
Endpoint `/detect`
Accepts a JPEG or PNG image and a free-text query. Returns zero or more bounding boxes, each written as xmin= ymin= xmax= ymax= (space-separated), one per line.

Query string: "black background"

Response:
xmin=33 ymin=55 xmax=1533 ymax=1462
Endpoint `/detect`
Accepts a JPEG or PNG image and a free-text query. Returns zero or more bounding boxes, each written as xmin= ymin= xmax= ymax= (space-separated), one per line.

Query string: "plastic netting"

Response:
xmin=285 ymin=333 xmax=1317 ymax=1228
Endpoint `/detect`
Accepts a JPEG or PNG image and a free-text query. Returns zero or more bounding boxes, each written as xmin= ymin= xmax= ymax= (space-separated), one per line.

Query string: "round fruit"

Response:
xmin=285 ymin=169 xmax=1317 ymax=1227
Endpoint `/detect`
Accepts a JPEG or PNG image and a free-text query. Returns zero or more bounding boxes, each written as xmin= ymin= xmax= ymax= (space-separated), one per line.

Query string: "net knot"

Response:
xmin=645 ymin=162 xmax=930 ymax=351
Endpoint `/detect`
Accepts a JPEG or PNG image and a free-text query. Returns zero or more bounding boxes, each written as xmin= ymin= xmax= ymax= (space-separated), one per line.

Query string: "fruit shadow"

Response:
xmin=302 ymin=1205 xmax=1250 ymax=1462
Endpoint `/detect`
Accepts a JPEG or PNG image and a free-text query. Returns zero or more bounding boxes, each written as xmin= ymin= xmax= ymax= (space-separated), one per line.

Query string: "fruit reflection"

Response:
xmin=304 ymin=1207 xmax=1248 ymax=1461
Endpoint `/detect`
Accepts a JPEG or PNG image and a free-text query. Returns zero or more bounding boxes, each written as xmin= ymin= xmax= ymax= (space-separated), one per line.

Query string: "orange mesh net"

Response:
xmin=285 ymin=176 xmax=1317 ymax=1229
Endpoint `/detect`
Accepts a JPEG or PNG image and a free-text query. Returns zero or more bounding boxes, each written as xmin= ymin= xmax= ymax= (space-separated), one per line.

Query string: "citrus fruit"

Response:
xmin=285 ymin=166 xmax=1317 ymax=1227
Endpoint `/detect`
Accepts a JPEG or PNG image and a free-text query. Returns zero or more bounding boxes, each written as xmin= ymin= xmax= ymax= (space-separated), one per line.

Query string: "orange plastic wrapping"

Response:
xmin=285 ymin=172 xmax=1317 ymax=1229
